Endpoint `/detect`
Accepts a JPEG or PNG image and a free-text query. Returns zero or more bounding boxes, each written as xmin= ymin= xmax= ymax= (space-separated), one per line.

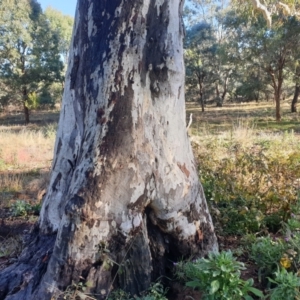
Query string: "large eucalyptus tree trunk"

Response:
xmin=0 ymin=1 xmax=217 ymax=299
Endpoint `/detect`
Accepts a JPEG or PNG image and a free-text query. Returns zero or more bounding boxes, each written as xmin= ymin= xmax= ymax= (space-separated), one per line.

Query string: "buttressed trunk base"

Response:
xmin=0 ymin=1 xmax=217 ymax=299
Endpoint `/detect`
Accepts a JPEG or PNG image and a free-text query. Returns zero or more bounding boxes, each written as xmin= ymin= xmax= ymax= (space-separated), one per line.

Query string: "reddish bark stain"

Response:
xmin=177 ymin=163 xmax=190 ymax=178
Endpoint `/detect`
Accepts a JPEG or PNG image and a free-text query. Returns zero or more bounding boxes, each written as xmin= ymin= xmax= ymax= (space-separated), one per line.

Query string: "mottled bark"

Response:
xmin=0 ymin=0 xmax=217 ymax=299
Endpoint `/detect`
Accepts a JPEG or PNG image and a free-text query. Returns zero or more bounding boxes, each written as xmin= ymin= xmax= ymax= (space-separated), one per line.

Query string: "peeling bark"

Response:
xmin=0 ymin=0 xmax=217 ymax=299
xmin=250 ymin=0 xmax=272 ymax=27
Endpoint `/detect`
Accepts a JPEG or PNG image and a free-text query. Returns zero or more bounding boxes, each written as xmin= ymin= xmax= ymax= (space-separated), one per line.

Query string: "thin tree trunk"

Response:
xmin=0 ymin=1 xmax=217 ymax=299
xmin=215 ymin=83 xmax=222 ymax=107
xmin=221 ymin=75 xmax=229 ymax=104
xmin=270 ymin=70 xmax=282 ymax=121
xmin=275 ymin=73 xmax=283 ymax=121
xmin=22 ymin=87 xmax=30 ymax=124
xmin=198 ymin=75 xmax=205 ymax=112
xmin=275 ymin=91 xmax=281 ymax=121
xmin=291 ymin=83 xmax=299 ymax=113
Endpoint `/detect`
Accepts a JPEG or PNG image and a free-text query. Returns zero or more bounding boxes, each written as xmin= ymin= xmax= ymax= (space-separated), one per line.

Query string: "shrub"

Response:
xmin=10 ymin=200 xmax=41 ymax=217
xmin=267 ymin=268 xmax=300 ymax=300
xmin=176 ymin=251 xmax=263 ymax=300
xmin=194 ymin=130 xmax=300 ymax=236
xmin=10 ymin=200 xmax=32 ymax=217
xmin=250 ymin=236 xmax=285 ymax=281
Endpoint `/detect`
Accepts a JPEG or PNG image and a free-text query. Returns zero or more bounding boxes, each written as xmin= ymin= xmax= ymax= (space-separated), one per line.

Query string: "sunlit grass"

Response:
xmin=0 ymin=124 xmax=56 ymax=171
xmin=0 ymin=173 xmax=24 ymax=193
xmin=190 ymin=113 xmax=300 ymax=236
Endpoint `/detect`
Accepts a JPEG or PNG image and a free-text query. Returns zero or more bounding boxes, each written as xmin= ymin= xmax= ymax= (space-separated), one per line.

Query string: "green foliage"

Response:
xmin=10 ymin=200 xmax=41 ymax=217
xmin=267 ymin=268 xmax=300 ymax=300
xmin=250 ymin=236 xmax=285 ymax=281
xmin=184 ymin=1 xmax=238 ymax=107
xmin=45 ymin=6 xmax=74 ymax=65
xmin=176 ymin=251 xmax=263 ymax=300
xmin=196 ymin=134 xmax=300 ymax=235
xmin=10 ymin=200 xmax=32 ymax=217
xmin=184 ymin=0 xmax=300 ymax=115
xmin=245 ymin=209 xmax=300 ymax=282
xmin=184 ymin=22 xmax=216 ymax=104
xmin=0 ymin=0 xmax=64 ymax=122
xmin=25 ymin=92 xmax=39 ymax=110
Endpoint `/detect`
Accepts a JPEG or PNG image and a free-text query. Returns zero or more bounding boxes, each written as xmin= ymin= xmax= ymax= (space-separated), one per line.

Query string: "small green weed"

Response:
xmin=250 ymin=236 xmax=285 ymax=282
xmin=267 ymin=268 xmax=300 ymax=300
xmin=176 ymin=251 xmax=263 ymax=299
xmin=10 ymin=200 xmax=41 ymax=217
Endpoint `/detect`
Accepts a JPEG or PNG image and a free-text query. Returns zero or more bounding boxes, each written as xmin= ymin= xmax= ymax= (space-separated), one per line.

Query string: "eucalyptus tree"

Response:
xmin=255 ymin=16 xmax=299 ymax=120
xmin=0 ymin=0 xmax=63 ymax=123
xmin=0 ymin=1 xmax=217 ymax=299
xmin=185 ymin=22 xmax=216 ymax=110
xmin=45 ymin=7 xmax=74 ymax=67
xmin=184 ymin=0 xmax=236 ymax=107
xmin=224 ymin=2 xmax=300 ymax=120
xmin=232 ymin=0 xmax=300 ymax=27
xmin=222 ymin=9 xmax=270 ymax=102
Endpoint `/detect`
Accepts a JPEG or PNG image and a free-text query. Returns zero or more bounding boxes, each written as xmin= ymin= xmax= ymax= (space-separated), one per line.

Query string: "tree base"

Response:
xmin=0 ymin=225 xmax=56 ymax=300
xmin=0 ymin=205 xmax=217 ymax=299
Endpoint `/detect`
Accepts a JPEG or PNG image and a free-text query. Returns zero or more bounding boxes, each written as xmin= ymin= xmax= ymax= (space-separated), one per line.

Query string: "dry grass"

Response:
xmin=0 ymin=125 xmax=56 ymax=171
xmin=0 ymin=122 xmax=55 ymax=210
xmin=0 ymin=235 xmax=23 ymax=258
xmin=187 ymin=100 xmax=300 ymax=134
xmin=0 ymin=173 xmax=24 ymax=193
xmin=191 ymin=117 xmax=300 ymax=165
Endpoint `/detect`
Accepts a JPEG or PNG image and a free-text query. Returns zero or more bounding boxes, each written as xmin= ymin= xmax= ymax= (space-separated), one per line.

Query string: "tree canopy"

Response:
xmin=0 ymin=0 xmax=73 ymax=122
xmin=184 ymin=0 xmax=300 ymax=119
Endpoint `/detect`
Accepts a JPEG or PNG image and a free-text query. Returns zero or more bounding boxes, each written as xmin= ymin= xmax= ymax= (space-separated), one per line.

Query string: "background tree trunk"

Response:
xmin=198 ymin=75 xmax=205 ymax=112
xmin=291 ymin=83 xmax=299 ymax=113
xmin=22 ymin=87 xmax=30 ymax=124
xmin=275 ymin=90 xmax=281 ymax=121
xmin=0 ymin=1 xmax=217 ymax=299
xmin=215 ymin=83 xmax=223 ymax=107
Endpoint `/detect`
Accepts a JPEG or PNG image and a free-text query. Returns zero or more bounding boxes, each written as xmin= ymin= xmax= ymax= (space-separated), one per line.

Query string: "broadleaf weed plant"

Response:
xmin=176 ymin=250 xmax=263 ymax=300
xmin=10 ymin=200 xmax=32 ymax=217
xmin=250 ymin=236 xmax=285 ymax=282
xmin=10 ymin=200 xmax=41 ymax=217
xmin=267 ymin=268 xmax=300 ymax=300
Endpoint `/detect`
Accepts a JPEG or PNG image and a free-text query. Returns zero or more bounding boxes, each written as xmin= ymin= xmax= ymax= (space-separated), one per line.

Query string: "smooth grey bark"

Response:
xmin=0 ymin=1 xmax=217 ymax=299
